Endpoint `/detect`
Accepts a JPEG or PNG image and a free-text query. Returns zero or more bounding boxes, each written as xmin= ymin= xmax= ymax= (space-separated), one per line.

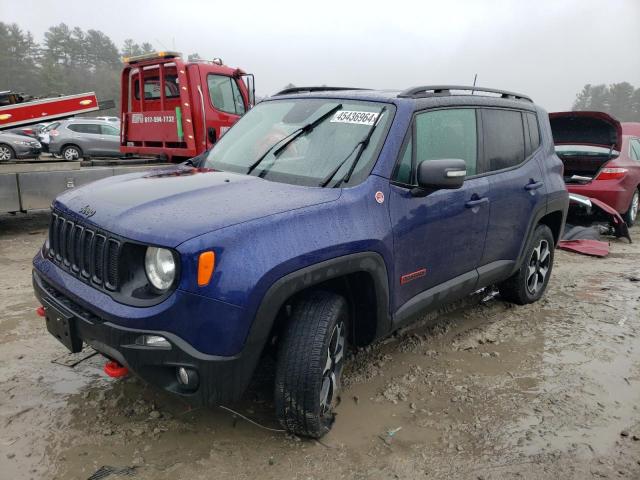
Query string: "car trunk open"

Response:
xmin=549 ymin=111 xmax=622 ymax=183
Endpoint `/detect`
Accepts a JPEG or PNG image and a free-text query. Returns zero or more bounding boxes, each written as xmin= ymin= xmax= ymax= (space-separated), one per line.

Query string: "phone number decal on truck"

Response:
xmin=131 ymin=113 xmax=175 ymax=124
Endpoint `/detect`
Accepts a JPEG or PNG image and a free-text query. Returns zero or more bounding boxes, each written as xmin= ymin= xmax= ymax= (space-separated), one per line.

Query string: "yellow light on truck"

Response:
xmin=198 ymin=251 xmax=215 ymax=287
xmin=123 ymin=51 xmax=182 ymax=64
xmin=0 ymin=114 xmax=12 ymax=121
xmin=79 ymin=99 xmax=93 ymax=105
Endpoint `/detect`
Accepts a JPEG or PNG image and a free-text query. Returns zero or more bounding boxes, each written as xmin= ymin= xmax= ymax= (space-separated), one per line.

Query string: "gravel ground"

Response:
xmin=1 ymin=211 xmax=639 ymax=480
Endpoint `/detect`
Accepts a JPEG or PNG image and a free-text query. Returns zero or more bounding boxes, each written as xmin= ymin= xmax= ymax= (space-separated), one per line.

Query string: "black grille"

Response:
xmin=48 ymin=211 xmax=121 ymax=291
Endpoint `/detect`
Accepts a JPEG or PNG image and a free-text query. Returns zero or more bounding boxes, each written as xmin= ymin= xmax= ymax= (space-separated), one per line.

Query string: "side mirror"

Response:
xmin=416 ymin=159 xmax=467 ymax=190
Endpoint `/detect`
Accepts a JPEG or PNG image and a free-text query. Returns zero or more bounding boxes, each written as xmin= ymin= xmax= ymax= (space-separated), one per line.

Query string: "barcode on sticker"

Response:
xmin=331 ymin=110 xmax=380 ymax=125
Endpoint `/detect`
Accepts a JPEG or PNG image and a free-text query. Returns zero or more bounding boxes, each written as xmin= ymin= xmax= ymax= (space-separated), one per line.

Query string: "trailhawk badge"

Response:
xmin=79 ymin=205 xmax=96 ymax=218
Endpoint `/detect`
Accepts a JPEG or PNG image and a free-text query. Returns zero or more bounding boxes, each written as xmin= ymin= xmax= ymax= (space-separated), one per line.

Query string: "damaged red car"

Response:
xmin=550 ymin=112 xmax=640 ymax=226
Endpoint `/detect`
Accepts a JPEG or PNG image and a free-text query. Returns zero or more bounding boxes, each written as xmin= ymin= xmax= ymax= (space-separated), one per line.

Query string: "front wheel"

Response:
xmin=623 ymin=189 xmax=639 ymax=227
xmin=274 ymin=291 xmax=348 ymax=438
xmin=498 ymin=224 xmax=555 ymax=305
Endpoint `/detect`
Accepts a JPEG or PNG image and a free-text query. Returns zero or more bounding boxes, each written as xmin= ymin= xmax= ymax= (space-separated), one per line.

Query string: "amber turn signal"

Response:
xmin=197 ymin=251 xmax=215 ymax=287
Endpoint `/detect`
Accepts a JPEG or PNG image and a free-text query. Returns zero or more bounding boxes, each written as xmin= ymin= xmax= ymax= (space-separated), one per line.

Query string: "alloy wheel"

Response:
xmin=319 ymin=321 xmax=346 ymax=416
xmin=630 ymin=191 xmax=639 ymax=223
xmin=527 ymin=239 xmax=550 ymax=295
xmin=0 ymin=146 xmax=12 ymax=161
xmin=64 ymin=148 xmax=79 ymax=160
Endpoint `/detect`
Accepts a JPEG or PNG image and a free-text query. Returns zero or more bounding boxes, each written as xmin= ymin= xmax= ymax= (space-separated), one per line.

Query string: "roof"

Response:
xmin=60 ymin=118 xmax=119 ymax=124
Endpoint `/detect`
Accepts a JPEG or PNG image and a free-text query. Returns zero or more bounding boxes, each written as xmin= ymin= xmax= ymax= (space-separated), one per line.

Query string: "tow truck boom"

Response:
xmin=0 ymin=91 xmax=114 ymax=131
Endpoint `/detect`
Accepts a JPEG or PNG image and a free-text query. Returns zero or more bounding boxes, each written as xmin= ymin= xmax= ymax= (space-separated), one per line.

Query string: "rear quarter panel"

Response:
xmin=537 ymin=106 xmax=568 ymax=215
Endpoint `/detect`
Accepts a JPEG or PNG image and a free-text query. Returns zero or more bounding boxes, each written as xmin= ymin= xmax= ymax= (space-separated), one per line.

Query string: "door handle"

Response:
xmin=525 ymin=181 xmax=544 ymax=191
xmin=465 ymin=197 xmax=489 ymax=208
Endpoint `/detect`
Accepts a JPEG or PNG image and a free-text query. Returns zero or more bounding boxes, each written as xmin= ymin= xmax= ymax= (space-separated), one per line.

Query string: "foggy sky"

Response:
xmin=1 ymin=0 xmax=639 ymax=111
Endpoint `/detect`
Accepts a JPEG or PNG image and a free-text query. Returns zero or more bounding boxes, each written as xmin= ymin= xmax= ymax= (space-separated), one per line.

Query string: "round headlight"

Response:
xmin=145 ymin=247 xmax=176 ymax=291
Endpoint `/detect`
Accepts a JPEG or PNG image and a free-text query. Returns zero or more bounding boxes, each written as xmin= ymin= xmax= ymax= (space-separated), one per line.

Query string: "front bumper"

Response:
xmin=33 ymin=270 xmax=257 ymax=405
xmin=15 ymin=145 xmax=42 ymax=158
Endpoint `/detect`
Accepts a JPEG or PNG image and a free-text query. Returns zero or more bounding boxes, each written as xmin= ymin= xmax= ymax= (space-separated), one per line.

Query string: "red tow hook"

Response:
xmin=36 ymin=306 xmax=46 ymax=317
xmin=104 ymin=360 xmax=129 ymax=378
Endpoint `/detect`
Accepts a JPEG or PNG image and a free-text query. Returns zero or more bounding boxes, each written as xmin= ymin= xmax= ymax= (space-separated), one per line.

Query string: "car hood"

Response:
xmin=54 ymin=166 xmax=342 ymax=247
xmin=0 ymin=132 xmax=37 ymax=142
xmin=549 ymin=111 xmax=622 ymax=151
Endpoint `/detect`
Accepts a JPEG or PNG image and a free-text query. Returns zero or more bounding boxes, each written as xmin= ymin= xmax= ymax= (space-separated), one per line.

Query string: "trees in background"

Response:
xmin=0 ymin=22 xmax=154 ymax=114
xmin=573 ymin=82 xmax=640 ymax=121
xmin=3 ymin=20 xmax=640 ymax=121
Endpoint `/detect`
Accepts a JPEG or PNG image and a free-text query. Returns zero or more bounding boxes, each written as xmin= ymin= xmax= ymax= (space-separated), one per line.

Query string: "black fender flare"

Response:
xmin=235 ymin=252 xmax=391 ymax=393
xmin=511 ymin=193 xmax=569 ymax=276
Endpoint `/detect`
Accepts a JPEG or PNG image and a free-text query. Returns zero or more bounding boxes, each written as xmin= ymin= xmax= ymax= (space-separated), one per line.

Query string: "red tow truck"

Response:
xmin=120 ymin=51 xmax=254 ymax=161
xmin=1 ymin=51 xmax=255 ymax=215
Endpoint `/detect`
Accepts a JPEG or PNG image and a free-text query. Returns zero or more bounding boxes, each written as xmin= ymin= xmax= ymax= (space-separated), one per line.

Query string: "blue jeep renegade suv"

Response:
xmin=33 ymin=85 xmax=568 ymax=438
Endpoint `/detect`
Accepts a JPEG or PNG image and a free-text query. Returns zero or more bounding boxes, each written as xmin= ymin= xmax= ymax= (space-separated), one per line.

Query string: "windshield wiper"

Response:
xmin=319 ymin=106 xmax=387 ymax=188
xmin=246 ymin=103 xmax=342 ymax=176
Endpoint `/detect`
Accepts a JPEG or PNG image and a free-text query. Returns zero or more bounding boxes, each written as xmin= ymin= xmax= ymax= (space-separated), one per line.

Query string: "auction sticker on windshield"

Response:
xmin=331 ymin=110 xmax=381 ymax=125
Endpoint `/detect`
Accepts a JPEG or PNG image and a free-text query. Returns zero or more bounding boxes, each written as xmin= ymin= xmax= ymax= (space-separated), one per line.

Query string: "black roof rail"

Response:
xmin=398 ymin=85 xmax=533 ymax=103
xmin=274 ymin=86 xmax=370 ymax=96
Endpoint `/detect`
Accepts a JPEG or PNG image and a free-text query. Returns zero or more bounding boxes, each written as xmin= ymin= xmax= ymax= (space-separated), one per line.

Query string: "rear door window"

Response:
xmin=67 ymin=124 xmax=101 ymax=134
xmin=482 ymin=109 xmax=525 ymax=172
xmin=207 ymin=74 xmax=246 ymax=115
xmin=101 ymin=125 xmax=119 ymax=136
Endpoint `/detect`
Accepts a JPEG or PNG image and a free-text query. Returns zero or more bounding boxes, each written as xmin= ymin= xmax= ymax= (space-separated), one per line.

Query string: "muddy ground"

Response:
xmin=1 ymin=212 xmax=639 ymax=480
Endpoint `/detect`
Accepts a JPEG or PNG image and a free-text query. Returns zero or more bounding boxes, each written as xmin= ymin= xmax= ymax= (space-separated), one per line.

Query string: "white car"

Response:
xmin=95 ymin=116 xmax=120 ymax=123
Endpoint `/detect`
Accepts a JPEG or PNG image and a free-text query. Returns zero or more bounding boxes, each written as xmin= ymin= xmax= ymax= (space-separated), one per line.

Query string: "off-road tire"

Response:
xmin=62 ymin=145 xmax=83 ymax=161
xmin=623 ymin=188 xmax=639 ymax=227
xmin=498 ymin=224 xmax=555 ymax=305
xmin=274 ymin=291 xmax=348 ymax=438
xmin=0 ymin=144 xmax=15 ymax=162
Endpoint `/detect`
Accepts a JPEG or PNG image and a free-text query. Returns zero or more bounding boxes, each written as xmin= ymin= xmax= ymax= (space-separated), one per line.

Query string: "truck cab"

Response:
xmin=120 ymin=52 xmax=254 ymax=161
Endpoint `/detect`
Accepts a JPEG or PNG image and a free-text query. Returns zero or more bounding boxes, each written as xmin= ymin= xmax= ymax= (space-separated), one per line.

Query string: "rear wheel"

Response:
xmin=0 ymin=144 xmax=15 ymax=161
xmin=274 ymin=291 xmax=348 ymax=438
xmin=498 ymin=224 xmax=555 ymax=305
xmin=623 ymin=188 xmax=639 ymax=227
xmin=62 ymin=145 xmax=82 ymax=161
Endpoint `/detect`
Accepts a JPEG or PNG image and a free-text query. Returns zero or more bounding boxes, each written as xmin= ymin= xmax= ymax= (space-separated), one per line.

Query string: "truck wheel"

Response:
xmin=62 ymin=145 xmax=82 ymax=161
xmin=623 ymin=188 xmax=639 ymax=227
xmin=274 ymin=291 xmax=348 ymax=438
xmin=498 ymin=224 xmax=555 ymax=305
xmin=0 ymin=144 xmax=15 ymax=161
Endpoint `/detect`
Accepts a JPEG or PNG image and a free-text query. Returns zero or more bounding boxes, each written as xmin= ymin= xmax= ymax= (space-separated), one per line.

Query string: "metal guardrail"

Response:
xmin=0 ymin=161 xmax=168 ymax=214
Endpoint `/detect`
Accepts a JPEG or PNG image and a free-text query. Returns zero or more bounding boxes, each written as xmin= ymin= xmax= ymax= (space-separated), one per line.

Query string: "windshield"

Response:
xmin=555 ymin=145 xmax=618 ymax=156
xmin=203 ymin=99 xmax=393 ymax=187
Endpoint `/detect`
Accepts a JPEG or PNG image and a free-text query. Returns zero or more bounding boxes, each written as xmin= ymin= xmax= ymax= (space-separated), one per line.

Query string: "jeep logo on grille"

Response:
xmin=79 ymin=205 xmax=96 ymax=218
